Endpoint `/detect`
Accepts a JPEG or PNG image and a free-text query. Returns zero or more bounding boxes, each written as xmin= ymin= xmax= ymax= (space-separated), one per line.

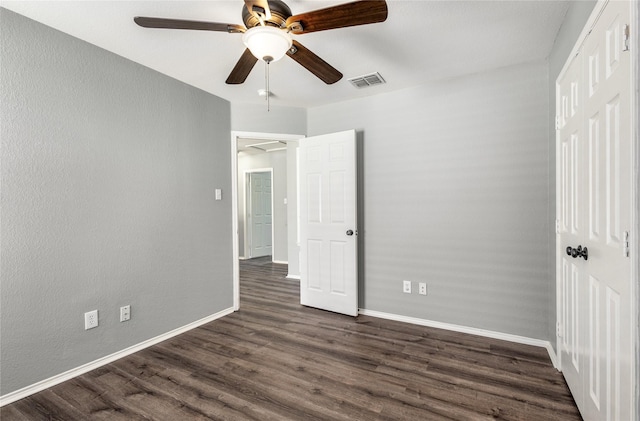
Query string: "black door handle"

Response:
xmin=577 ymin=245 xmax=588 ymax=260
xmin=566 ymin=245 xmax=588 ymax=261
xmin=346 ymin=230 xmax=354 ymax=236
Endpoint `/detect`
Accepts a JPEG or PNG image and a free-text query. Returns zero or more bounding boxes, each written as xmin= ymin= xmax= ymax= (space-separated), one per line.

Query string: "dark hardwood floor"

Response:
xmin=2 ymin=257 xmax=581 ymax=420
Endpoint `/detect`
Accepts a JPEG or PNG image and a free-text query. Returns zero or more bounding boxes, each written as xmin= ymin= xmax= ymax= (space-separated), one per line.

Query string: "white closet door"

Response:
xmin=557 ymin=1 xmax=633 ymax=419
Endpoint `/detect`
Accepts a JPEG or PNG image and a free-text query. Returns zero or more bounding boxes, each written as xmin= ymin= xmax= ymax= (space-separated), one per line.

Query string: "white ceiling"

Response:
xmin=1 ymin=0 xmax=570 ymax=109
xmin=237 ymin=137 xmax=288 ymax=154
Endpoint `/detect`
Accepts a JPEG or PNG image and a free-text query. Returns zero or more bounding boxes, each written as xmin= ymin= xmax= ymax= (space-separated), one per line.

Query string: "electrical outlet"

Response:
xmin=419 ymin=283 xmax=427 ymax=296
xmin=403 ymin=280 xmax=412 ymax=294
xmin=84 ymin=310 xmax=98 ymax=330
xmin=120 ymin=305 xmax=131 ymax=322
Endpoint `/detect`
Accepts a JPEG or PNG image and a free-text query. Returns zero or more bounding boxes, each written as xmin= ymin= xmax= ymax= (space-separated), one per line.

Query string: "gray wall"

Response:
xmin=308 ymin=61 xmax=551 ymax=339
xmin=546 ymin=0 xmax=597 ymax=351
xmin=1 ymin=9 xmax=233 ymax=396
xmin=237 ymin=151 xmax=288 ymax=262
xmin=231 ymin=102 xmax=306 ymax=134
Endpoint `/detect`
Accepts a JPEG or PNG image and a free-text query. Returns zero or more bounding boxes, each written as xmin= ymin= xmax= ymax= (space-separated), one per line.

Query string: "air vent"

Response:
xmin=348 ymin=72 xmax=386 ymax=89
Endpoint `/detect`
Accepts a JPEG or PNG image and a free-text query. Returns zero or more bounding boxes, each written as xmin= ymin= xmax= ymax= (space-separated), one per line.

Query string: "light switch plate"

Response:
xmin=403 ymin=280 xmax=411 ymax=294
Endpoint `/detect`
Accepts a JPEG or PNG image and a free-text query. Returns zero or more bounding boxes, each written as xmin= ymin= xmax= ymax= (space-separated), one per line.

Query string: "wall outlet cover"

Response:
xmin=84 ymin=310 xmax=98 ymax=330
xmin=419 ymin=282 xmax=427 ymax=295
xmin=120 ymin=305 xmax=131 ymax=322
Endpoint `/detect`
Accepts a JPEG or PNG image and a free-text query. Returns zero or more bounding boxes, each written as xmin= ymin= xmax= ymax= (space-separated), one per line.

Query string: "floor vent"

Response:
xmin=348 ymin=72 xmax=386 ymax=88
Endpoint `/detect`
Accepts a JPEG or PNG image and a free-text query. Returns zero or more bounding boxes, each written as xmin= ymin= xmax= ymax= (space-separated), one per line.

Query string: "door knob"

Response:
xmin=346 ymin=229 xmax=354 ymax=236
xmin=576 ymin=245 xmax=588 ymax=260
xmin=566 ymin=245 xmax=588 ymax=261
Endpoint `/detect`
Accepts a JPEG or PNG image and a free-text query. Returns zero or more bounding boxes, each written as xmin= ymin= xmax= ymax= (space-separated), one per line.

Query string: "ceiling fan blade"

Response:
xmin=286 ymin=40 xmax=342 ymax=84
xmin=134 ymin=17 xmax=244 ymax=33
xmin=226 ymin=48 xmax=259 ymax=84
xmin=286 ymin=0 xmax=388 ymax=34
xmin=244 ymin=0 xmax=272 ymax=21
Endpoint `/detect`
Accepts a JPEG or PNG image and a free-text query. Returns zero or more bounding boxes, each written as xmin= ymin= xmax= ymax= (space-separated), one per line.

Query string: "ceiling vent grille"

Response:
xmin=348 ymin=72 xmax=386 ymax=89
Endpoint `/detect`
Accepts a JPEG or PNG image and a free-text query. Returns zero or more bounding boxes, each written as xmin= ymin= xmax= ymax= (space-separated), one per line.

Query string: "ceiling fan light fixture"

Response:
xmin=243 ymin=26 xmax=292 ymax=62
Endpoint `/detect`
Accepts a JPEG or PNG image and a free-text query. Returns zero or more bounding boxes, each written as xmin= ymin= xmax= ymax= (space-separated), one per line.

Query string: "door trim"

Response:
xmin=554 ymin=1 xmax=639 ymax=417
xmin=632 ymin=1 xmax=640 ymax=417
xmin=231 ymin=131 xmax=305 ymax=311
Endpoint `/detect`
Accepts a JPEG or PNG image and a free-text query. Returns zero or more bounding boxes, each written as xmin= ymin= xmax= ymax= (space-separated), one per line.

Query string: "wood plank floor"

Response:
xmin=2 ymin=257 xmax=581 ymax=420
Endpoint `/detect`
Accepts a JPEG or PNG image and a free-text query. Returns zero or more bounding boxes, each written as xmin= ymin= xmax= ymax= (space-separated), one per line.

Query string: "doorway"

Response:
xmin=231 ymin=131 xmax=305 ymax=310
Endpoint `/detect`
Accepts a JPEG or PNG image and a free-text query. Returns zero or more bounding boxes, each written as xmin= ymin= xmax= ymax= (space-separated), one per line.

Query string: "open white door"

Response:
xmin=556 ymin=1 xmax=635 ymax=419
xmin=299 ymin=130 xmax=358 ymax=316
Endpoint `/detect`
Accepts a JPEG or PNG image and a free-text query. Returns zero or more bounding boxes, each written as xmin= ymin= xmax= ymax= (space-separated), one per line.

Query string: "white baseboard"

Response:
xmin=546 ymin=341 xmax=560 ymax=370
xmin=358 ymin=309 xmax=556 ymax=363
xmin=286 ymin=274 xmax=300 ymax=280
xmin=272 ymin=260 xmax=288 ymax=265
xmin=0 ymin=307 xmax=234 ymax=407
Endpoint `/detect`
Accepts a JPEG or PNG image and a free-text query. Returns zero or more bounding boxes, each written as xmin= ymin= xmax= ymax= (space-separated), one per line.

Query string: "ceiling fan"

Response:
xmin=134 ymin=0 xmax=388 ymax=85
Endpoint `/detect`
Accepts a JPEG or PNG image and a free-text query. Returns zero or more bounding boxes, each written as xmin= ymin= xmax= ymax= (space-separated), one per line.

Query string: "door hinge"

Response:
xmin=623 ymin=231 xmax=630 ymax=257
xmin=555 ymin=219 xmax=560 ymax=234
xmin=556 ymin=321 xmax=563 ymax=338
xmin=555 ymin=115 xmax=560 ymax=130
xmin=623 ymin=24 xmax=630 ymax=52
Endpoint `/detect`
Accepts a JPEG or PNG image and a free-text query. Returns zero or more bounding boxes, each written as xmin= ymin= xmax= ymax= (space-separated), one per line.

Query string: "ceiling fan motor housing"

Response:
xmin=242 ymin=0 xmax=292 ymax=28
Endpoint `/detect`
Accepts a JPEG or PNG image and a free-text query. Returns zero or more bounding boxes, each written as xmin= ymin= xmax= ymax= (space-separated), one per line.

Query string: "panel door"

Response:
xmin=557 ymin=1 xmax=633 ymax=420
xmin=581 ymin=1 xmax=633 ymax=419
xmin=299 ymin=130 xmax=358 ymax=316
xmin=250 ymin=171 xmax=272 ymax=258
xmin=557 ymin=45 xmax=584 ymax=409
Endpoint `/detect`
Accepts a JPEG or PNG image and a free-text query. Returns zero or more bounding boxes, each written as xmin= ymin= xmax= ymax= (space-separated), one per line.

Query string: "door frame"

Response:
xmin=554 ymin=0 xmax=639 ymax=417
xmin=633 ymin=1 xmax=640 ymax=416
xmin=243 ymin=168 xmax=274 ymax=259
xmin=231 ymin=131 xmax=305 ymax=311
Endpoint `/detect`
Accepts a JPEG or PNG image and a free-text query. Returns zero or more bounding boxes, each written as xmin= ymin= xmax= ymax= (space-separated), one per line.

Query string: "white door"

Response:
xmin=557 ymin=44 xmax=583 ymax=407
xmin=249 ymin=171 xmax=272 ymax=258
xmin=557 ymin=1 xmax=633 ymax=420
xmin=299 ymin=130 xmax=358 ymax=316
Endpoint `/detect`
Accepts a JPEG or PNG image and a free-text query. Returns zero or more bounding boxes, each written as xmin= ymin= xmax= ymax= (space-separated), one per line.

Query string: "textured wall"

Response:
xmin=308 ymin=62 xmax=551 ymax=340
xmin=546 ymin=0 xmax=597 ymax=352
xmin=1 ymin=9 xmax=233 ymax=396
xmin=231 ymin=102 xmax=306 ymax=134
xmin=237 ymin=151 xmax=288 ymax=262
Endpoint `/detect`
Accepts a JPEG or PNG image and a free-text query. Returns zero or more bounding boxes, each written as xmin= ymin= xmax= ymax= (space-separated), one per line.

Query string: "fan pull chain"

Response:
xmin=265 ymin=59 xmax=271 ymax=112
